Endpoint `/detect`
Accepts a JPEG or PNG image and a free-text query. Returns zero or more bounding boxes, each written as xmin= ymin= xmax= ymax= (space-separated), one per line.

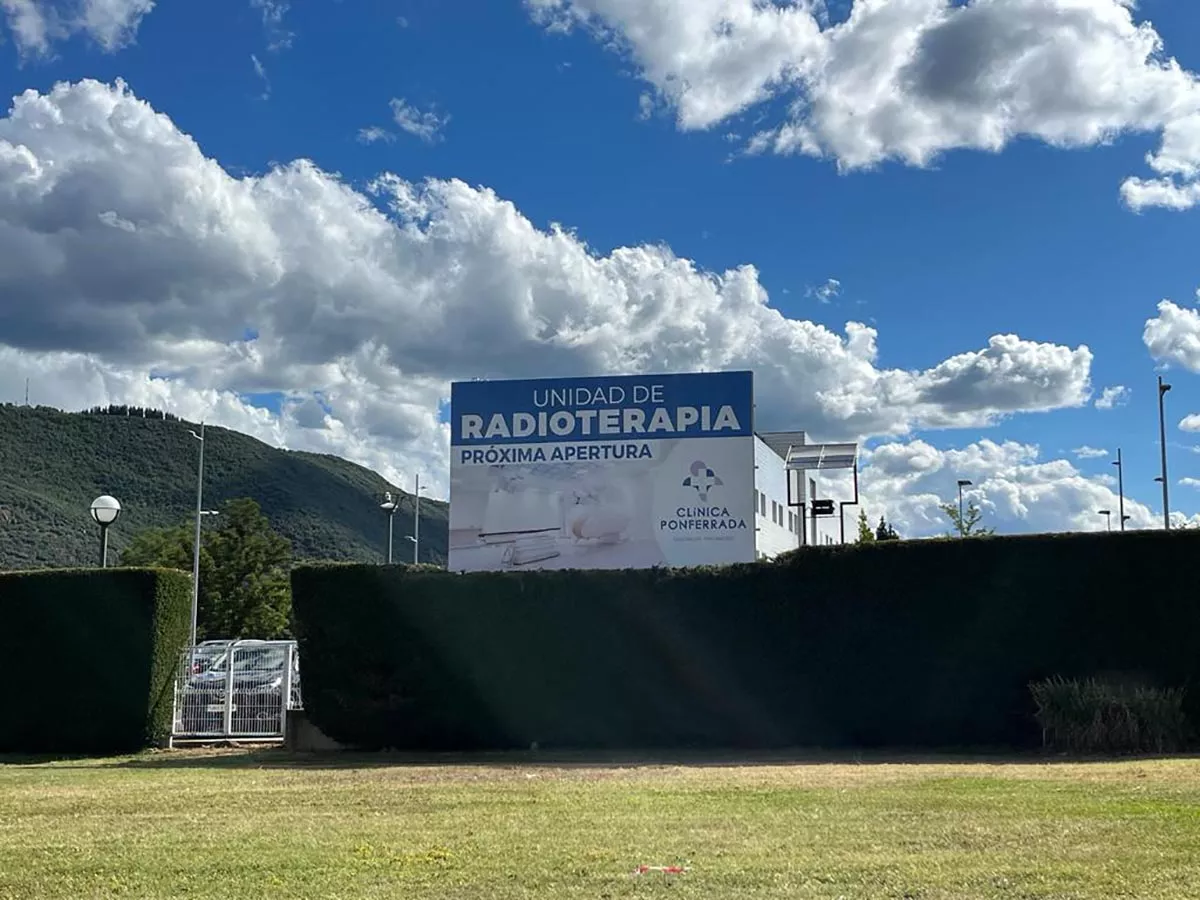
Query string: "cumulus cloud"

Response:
xmin=0 ymin=79 xmax=1095 ymax=497
xmin=1095 ymin=384 xmax=1130 ymax=410
xmin=1179 ymin=414 xmax=1200 ymax=433
xmin=389 ymin=97 xmax=449 ymax=143
xmin=2 ymin=0 xmax=152 ymax=55
xmin=527 ymin=0 xmax=1200 ymax=210
xmin=853 ymin=438 xmax=1189 ymax=538
xmin=1145 ymin=300 xmax=1200 ymax=371
xmin=1181 ymin=477 xmax=1200 ymax=489
xmin=1072 ymin=446 xmax=1108 ymax=459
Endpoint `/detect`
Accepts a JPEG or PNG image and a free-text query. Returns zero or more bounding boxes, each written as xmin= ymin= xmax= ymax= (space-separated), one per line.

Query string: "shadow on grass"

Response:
xmin=6 ymin=746 xmax=1199 ymax=771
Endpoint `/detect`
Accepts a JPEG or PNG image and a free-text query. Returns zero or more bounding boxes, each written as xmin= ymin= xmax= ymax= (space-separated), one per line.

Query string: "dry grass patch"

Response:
xmin=2 ymin=749 xmax=1199 ymax=899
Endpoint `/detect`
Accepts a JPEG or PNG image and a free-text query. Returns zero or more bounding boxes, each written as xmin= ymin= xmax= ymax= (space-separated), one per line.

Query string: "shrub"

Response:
xmin=292 ymin=530 xmax=1200 ymax=752
xmin=1030 ymin=676 xmax=1188 ymax=755
xmin=0 ymin=567 xmax=191 ymax=754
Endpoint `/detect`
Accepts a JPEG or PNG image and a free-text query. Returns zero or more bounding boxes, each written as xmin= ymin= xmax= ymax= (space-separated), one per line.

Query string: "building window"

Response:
xmin=760 ymin=492 xmax=767 ymax=517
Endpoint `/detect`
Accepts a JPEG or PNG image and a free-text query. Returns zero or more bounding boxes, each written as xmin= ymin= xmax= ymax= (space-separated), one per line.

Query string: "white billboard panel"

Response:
xmin=448 ymin=371 xmax=756 ymax=572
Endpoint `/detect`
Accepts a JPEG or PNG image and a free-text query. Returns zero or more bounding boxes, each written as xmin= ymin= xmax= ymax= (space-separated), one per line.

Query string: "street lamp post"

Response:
xmin=1158 ymin=375 xmax=1172 ymax=530
xmin=407 ymin=473 xmax=427 ymax=564
xmin=956 ymin=479 xmax=972 ymax=537
xmin=1097 ymin=509 xmax=1111 ymax=532
xmin=381 ymin=491 xmax=398 ymax=563
xmin=187 ymin=423 xmax=206 ymax=650
xmin=89 ymin=495 xmax=122 ymax=567
xmin=1113 ymin=448 xmax=1126 ymax=532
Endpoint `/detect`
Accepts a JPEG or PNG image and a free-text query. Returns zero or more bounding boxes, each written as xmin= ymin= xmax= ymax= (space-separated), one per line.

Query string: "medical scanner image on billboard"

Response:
xmin=447 ymin=371 xmax=756 ymax=572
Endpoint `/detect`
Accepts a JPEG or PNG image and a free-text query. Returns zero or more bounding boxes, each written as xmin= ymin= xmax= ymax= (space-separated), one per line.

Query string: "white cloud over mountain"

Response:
xmin=0 ymin=77 xmax=1121 ymax=534
xmin=527 ymin=0 xmax=1200 ymax=210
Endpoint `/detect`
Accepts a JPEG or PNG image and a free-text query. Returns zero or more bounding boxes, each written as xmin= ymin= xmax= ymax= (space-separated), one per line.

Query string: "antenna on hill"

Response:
xmin=24 ymin=378 xmax=29 ymax=406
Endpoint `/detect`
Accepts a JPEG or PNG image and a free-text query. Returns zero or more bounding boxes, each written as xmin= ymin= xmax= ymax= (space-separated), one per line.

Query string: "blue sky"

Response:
xmin=2 ymin=0 xmax=1200 ymax=534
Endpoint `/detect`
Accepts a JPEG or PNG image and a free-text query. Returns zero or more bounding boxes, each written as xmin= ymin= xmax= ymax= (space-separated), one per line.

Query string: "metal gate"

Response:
xmin=170 ymin=639 xmax=302 ymax=745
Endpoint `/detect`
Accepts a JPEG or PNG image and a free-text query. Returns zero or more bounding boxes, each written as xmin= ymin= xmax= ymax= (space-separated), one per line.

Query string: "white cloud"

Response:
xmin=1143 ymin=300 xmax=1200 ymax=381
xmin=2 ymin=0 xmax=152 ymax=55
xmin=1144 ymin=300 xmax=1200 ymax=372
xmin=357 ymin=126 xmax=395 ymax=144
xmin=1179 ymin=414 xmax=1200 ymax=433
xmin=1094 ymin=385 xmax=1130 ymax=409
xmin=0 ymin=79 xmax=1095 ymax=499
xmin=250 ymin=0 xmax=291 ymax=52
xmin=389 ymin=97 xmax=449 ymax=143
xmin=637 ymin=92 xmax=654 ymax=121
xmin=1072 ymin=445 xmax=1108 ymax=459
xmin=1181 ymin=477 xmax=1200 ymax=489
xmin=853 ymin=438 xmax=1192 ymax=538
xmin=812 ymin=277 xmax=841 ymax=303
xmin=527 ymin=0 xmax=1200 ymax=210
xmin=251 ymin=54 xmax=270 ymax=99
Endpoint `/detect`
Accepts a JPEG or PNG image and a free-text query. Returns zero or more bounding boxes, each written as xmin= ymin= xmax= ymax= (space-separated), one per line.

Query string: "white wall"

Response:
xmin=753 ymin=435 xmax=801 ymax=559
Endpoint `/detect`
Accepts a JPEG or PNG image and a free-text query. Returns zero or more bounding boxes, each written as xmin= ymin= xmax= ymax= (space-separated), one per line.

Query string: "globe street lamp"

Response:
xmin=89 ymin=495 xmax=122 ymax=567
xmin=381 ymin=491 xmax=398 ymax=564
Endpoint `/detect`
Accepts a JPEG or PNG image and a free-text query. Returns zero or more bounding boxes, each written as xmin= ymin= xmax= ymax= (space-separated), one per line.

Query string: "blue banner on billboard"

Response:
xmin=450 ymin=371 xmax=754 ymax=446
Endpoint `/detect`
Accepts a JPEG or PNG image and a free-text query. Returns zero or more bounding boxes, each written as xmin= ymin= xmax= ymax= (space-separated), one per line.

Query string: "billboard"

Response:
xmin=448 ymin=371 xmax=756 ymax=572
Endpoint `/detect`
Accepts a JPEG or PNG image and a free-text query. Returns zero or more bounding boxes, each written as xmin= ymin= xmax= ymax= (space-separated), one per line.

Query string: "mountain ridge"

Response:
xmin=0 ymin=404 xmax=447 ymax=571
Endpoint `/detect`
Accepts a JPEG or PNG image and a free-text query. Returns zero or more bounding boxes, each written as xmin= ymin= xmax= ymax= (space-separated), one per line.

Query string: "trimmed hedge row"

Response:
xmin=0 ymin=567 xmax=191 ymax=754
xmin=292 ymin=530 xmax=1200 ymax=751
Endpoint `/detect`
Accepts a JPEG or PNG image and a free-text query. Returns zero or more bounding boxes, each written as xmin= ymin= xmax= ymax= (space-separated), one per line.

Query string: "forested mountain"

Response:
xmin=0 ymin=404 xmax=447 ymax=570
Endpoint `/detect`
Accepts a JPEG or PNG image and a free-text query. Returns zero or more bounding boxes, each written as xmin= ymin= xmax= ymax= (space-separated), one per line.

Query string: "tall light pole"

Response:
xmin=381 ymin=491 xmax=397 ymax=563
xmin=1158 ymin=375 xmax=1172 ymax=530
xmin=1113 ymin=448 xmax=1126 ymax=532
xmin=89 ymin=495 xmax=122 ymax=567
xmin=956 ymin=479 xmax=972 ymax=537
xmin=1097 ymin=509 xmax=1111 ymax=532
xmin=408 ymin=473 xmax=427 ymax=564
xmin=188 ymin=423 xmax=206 ymax=650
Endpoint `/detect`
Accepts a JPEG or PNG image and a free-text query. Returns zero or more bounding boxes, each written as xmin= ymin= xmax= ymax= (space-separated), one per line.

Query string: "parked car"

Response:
xmin=187 ymin=640 xmax=229 ymax=675
xmin=177 ymin=641 xmax=301 ymax=735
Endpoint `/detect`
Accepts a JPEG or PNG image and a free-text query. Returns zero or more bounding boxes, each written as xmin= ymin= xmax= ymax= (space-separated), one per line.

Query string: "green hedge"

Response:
xmin=292 ymin=531 xmax=1200 ymax=751
xmin=0 ymin=567 xmax=192 ymax=754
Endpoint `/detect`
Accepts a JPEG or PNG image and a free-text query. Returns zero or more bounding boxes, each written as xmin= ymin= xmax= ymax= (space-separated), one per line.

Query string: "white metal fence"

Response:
xmin=170 ymin=639 xmax=302 ymax=745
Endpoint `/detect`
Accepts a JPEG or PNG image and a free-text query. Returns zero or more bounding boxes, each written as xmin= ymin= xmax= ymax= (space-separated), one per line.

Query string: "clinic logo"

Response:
xmin=682 ymin=460 xmax=723 ymax=501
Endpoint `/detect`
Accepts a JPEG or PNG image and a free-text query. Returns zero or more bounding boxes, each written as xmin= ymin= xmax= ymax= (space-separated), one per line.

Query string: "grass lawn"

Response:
xmin=2 ymin=750 xmax=1199 ymax=898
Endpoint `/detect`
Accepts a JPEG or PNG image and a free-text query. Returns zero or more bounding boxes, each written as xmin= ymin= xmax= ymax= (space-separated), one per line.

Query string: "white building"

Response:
xmin=753 ymin=431 xmax=859 ymax=559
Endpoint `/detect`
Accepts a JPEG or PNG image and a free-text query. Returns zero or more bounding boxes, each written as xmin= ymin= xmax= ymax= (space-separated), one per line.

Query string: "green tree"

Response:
xmin=875 ymin=516 xmax=900 ymax=541
xmin=940 ymin=499 xmax=995 ymax=537
xmin=856 ymin=509 xmax=875 ymax=543
xmin=120 ymin=497 xmax=293 ymax=639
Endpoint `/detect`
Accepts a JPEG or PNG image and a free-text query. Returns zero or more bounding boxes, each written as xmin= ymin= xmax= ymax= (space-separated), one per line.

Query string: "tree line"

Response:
xmin=85 ymin=405 xmax=181 ymax=421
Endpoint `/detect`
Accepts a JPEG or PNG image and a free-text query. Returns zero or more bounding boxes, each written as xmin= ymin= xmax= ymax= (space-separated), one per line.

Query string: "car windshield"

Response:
xmin=207 ymin=646 xmax=288 ymax=674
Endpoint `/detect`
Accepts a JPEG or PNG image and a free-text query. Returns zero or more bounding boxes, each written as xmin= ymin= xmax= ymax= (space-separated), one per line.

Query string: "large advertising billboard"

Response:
xmin=448 ymin=371 xmax=756 ymax=572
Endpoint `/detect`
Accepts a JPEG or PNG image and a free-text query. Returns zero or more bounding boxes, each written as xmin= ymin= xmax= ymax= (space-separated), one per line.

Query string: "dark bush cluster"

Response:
xmin=0 ymin=567 xmax=191 ymax=754
xmin=292 ymin=530 xmax=1200 ymax=752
